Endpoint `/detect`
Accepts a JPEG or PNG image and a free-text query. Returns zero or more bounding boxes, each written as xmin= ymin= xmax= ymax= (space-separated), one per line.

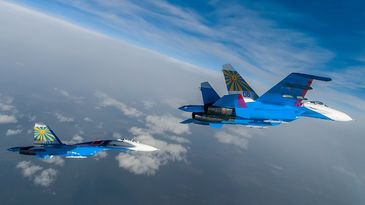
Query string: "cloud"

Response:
xmin=83 ymin=117 xmax=93 ymax=122
xmin=95 ymin=92 xmax=143 ymax=118
xmin=112 ymin=132 xmax=122 ymax=139
xmin=54 ymin=112 xmax=74 ymax=122
xmin=145 ymin=115 xmax=190 ymax=135
xmin=142 ymin=100 xmax=155 ymax=110
xmin=0 ymin=95 xmax=15 ymax=111
xmin=169 ymin=135 xmax=190 ymax=144
xmin=16 ymin=161 xmax=57 ymax=187
xmin=214 ymin=126 xmax=261 ymax=149
xmin=33 ymin=168 xmax=57 ymax=187
xmin=64 ymin=134 xmax=84 ymax=144
xmin=16 ymin=161 xmax=43 ymax=177
xmin=116 ymin=129 xmax=187 ymax=175
xmin=5 ymin=129 xmax=22 ymax=136
xmin=0 ymin=114 xmax=17 ymax=123
xmin=94 ymin=151 xmax=108 ymax=160
xmin=41 ymin=156 xmax=65 ymax=167
xmin=54 ymin=88 xmax=84 ymax=103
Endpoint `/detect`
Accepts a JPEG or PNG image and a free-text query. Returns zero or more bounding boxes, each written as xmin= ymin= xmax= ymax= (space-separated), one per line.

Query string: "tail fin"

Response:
xmin=201 ymin=82 xmax=220 ymax=105
xmin=33 ymin=123 xmax=62 ymax=145
xmin=222 ymin=64 xmax=258 ymax=100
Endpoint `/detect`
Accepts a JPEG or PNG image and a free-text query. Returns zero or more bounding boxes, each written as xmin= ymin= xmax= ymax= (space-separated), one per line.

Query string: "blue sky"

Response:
xmin=10 ymin=0 xmax=365 ymax=97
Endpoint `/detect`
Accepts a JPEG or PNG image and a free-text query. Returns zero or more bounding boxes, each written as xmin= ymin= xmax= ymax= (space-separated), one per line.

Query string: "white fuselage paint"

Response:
xmin=302 ymin=101 xmax=352 ymax=121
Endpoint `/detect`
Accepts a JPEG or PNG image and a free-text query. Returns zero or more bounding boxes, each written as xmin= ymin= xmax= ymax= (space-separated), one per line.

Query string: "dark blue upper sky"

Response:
xmin=10 ymin=0 xmax=365 ymax=96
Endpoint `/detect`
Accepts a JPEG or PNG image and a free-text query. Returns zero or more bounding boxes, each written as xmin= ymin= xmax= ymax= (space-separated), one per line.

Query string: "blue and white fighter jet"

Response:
xmin=8 ymin=123 xmax=158 ymax=158
xmin=179 ymin=64 xmax=352 ymax=128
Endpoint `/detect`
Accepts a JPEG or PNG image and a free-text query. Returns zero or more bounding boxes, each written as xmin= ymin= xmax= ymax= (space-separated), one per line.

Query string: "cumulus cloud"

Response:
xmin=94 ymin=151 xmax=108 ymax=160
xmin=145 ymin=115 xmax=190 ymax=135
xmin=116 ymin=129 xmax=187 ymax=175
xmin=33 ymin=168 xmax=57 ymax=187
xmin=169 ymin=135 xmax=190 ymax=144
xmin=95 ymin=92 xmax=143 ymax=118
xmin=0 ymin=95 xmax=15 ymax=111
xmin=83 ymin=117 xmax=93 ymax=122
xmin=41 ymin=156 xmax=65 ymax=167
xmin=55 ymin=112 xmax=74 ymax=122
xmin=64 ymin=134 xmax=84 ymax=144
xmin=143 ymin=100 xmax=155 ymax=110
xmin=16 ymin=161 xmax=57 ymax=187
xmin=112 ymin=132 xmax=122 ymax=139
xmin=6 ymin=129 xmax=22 ymax=136
xmin=214 ymin=126 xmax=261 ymax=149
xmin=16 ymin=161 xmax=43 ymax=177
xmin=54 ymin=88 xmax=84 ymax=103
xmin=0 ymin=114 xmax=17 ymax=123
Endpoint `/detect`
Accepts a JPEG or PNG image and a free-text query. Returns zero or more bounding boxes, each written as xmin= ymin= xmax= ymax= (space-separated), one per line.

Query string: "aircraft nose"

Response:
xmin=337 ymin=112 xmax=352 ymax=121
xmin=330 ymin=110 xmax=353 ymax=121
xmin=132 ymin=143 xmax=159 ymax=152
xmin=178 ymin=106 xmax=187 ymax=111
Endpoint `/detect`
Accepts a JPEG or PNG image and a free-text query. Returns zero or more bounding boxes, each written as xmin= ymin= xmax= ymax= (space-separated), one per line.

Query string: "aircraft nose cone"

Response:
xmin=338 ymin=112 xmax=352 ymax=121
xmin=178 ymin=106 xmax=187 ymax=111
xmin=132 ymin=143 xmax=159 ymax=152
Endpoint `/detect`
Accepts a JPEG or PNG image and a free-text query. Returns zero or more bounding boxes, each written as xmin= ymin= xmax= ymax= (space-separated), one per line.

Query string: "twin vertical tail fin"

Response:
xmin=200 ymin=82 xmax=220 ymax=105
xmin=222 ymin=64 xmax=258 ymax=100
xmin=33 ymin=123 xmax=62 ymax=145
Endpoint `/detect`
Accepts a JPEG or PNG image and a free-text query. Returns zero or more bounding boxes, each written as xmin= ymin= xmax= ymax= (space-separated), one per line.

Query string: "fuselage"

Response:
xmin=180 ymin=99 xmax=352 ymax=127
xmin=8 ymin=139 xmax=158 ymax=158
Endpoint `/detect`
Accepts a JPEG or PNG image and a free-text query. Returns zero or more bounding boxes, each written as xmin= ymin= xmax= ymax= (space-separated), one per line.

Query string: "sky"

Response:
xmin=0 ymin=1 xmax=365 ymax=204
xmin=10 ymin=0 xmax=365 ymax=99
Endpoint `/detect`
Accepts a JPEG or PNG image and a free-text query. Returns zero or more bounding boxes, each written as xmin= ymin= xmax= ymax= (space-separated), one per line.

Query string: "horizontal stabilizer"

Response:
xmin=180 ymin=119 xmax=194 ymax=124
xmin=209 ymin=123 xmax=223 ymax=128
xmin=213 ymin=94 xmax=247 ymax=108
xmin=201 ymin=82 xmax=220 ymax=105
xmin=178 ymin=105 xmax=205 ymax=113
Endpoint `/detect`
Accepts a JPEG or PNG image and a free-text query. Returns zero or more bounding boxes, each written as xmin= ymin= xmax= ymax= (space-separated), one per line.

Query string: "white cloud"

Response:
xmin=0 ymin=95 xmax=15 ymax=111
xmin=112 ymin=132 xmax=122 ymax=139
xmin=54 ymin=87 xmax=70 ymax=97
xmin=54 ymin=112 xmax=74 ymax=122
xmin=143 ymin=100 xmax=155 ymax=110
xmin=169 ymin=135 xmax=190 ymax=144
xmin=95 ymin=92 xmax=143 ymax=118
xmin=54 ymin=88 xmax=84 ymax=103
xmin=16 ymin=161 xmax=57 ymax=187
xmin=112 ymin=111 xmax=191 ymax=175
xmin=64 ymin=134 xmax=84 ymax=144
xmin=41 ymin=156 xmax=65 ymax=167
xmin=83 ymin=117 xmax=93 ymax=122
xmin=116 ymin=126 xmax=187 ymax=175
xmin=94 ymin=151 xmax=108 ymax=160
xmin=145 ymin=115 xmax=190 ymax=135
xmin=16 ymin=161 xmax=42 ymax=177
xmin=214 ymin=126 xmax=261 ymax=149
xmin=33 ymin=168 xmax=57 ymax=187
xmin=6 ymin=129 xmax=22 ymax=136
xmin=0 ymin=114 xmax=17 ymax=123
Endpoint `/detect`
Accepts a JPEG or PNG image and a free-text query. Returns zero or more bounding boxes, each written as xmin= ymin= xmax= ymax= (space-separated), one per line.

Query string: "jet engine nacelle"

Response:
xmin=206 ymin=107 xmax=234 ymax=116
xmin=192 ymin=113 xmax=223 ymax=122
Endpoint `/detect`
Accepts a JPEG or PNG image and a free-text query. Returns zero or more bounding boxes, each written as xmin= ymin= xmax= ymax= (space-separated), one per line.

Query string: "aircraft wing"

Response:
xmin=257 ymin=73 xmax=331 ymax=106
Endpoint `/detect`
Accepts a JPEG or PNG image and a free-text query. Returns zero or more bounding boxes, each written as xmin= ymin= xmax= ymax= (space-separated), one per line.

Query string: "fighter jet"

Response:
xmin=8 ymin=123 xmax=158 ymax=158
xmin=179 ymin=64 xmax=352 ymax=128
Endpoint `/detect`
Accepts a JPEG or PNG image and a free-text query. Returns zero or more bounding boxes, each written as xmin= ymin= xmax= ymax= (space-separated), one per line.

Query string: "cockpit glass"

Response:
xmin=309 ymin=101 xmax=328 ymax=107
xmin=105 ymin=140 xmax=134 ymax=148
